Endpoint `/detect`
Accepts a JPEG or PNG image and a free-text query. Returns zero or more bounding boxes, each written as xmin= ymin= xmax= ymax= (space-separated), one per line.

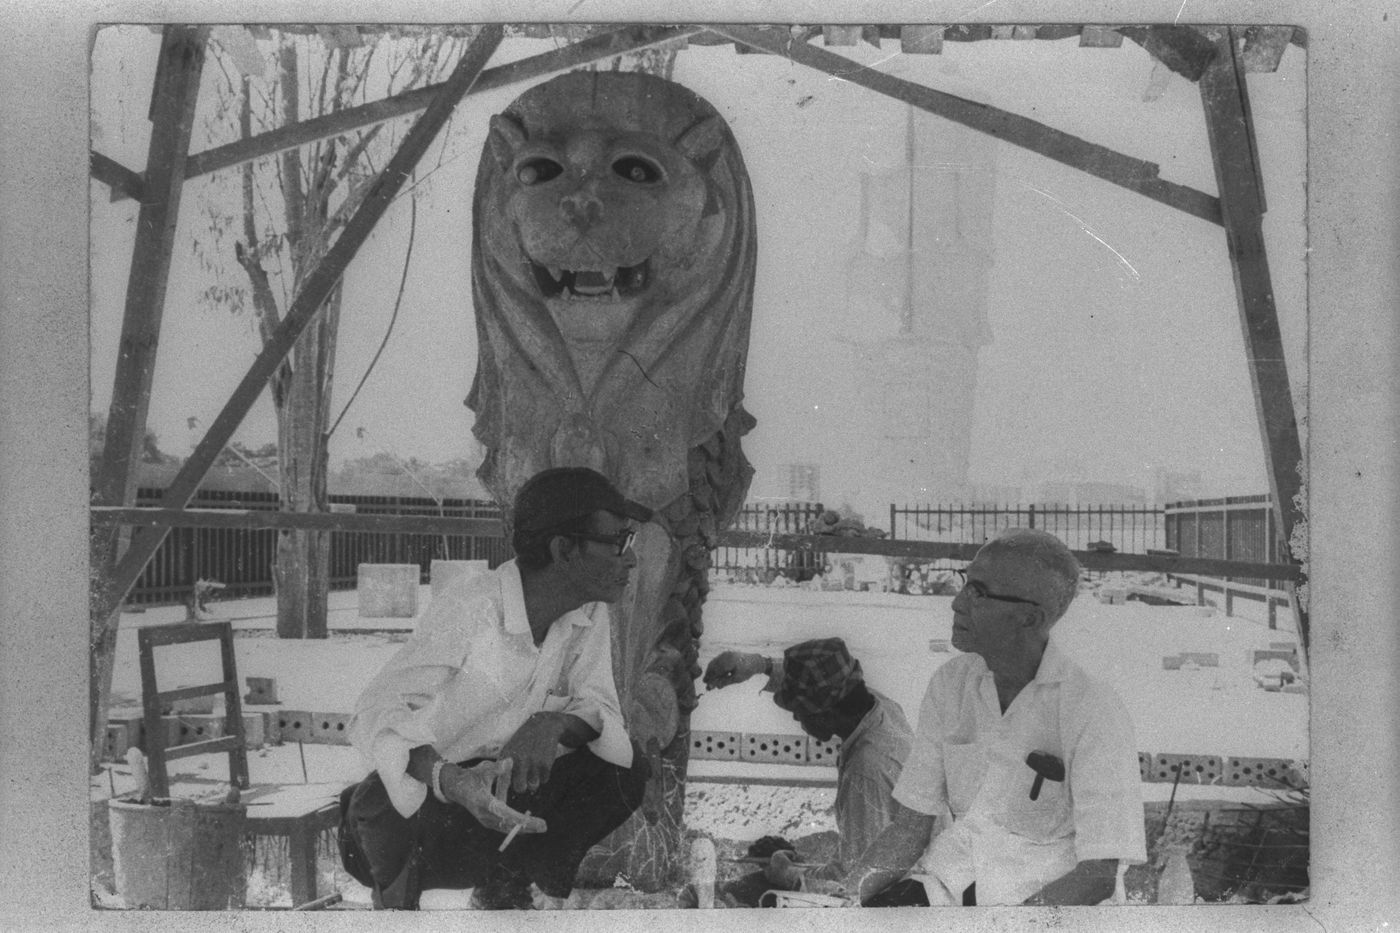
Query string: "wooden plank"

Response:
xmin=710 ymin=25 xmax=1223 ymax=226
xmin=1080 ymin=26 xmax=1124 ymax=48
xmin=219 ymin=621 xmax=251 ymax=789
xmin=89 ymin=150 xmax=144 ymax=201
xmin=899 ymin=25 xmax=942 ymax=54
xmin=90 ymin=25 xmax=207 ymax=777
xmin=717 ymin=530 xmax=1302 ymax=581
xmin=1197 ymin=29 xmax=1309 ymax=653
xmin=161 ymin=735 xmax=245 ymax=760
xmin=177 ymin=24 xmax=703 ymax=187
xmin=823 ymin=26 xmax=861 ymax=47
xmin=92 ymin=506 xmax=504 ymax=538
xmin=1240 ymin=26 xmax=1296 ymax=73
xmin=1117 ymin=25 xmax=1220 ymax=82
xmin=137 ymin=620 xmax=232 ymax=647
xmin=92 ymin=27 xmax=504 ymax=626
xmin=155 ymin=681 xmax=239 ymax=704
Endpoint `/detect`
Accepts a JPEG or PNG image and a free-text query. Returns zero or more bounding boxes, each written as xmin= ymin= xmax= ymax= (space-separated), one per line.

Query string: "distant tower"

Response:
xmin=785 ymin=462 xmax=820 ymax=503
xmin=844 ymin=109 xmax=996 ymax=505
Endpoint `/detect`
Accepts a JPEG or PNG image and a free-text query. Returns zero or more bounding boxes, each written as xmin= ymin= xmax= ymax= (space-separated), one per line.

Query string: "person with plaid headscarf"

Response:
xmin=702 ymin=637 xmax=912 ymax=906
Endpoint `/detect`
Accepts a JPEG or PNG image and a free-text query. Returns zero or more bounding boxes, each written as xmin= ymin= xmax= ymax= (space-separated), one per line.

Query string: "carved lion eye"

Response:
xmin=613 ymin=156 xmax=662 ymax=184
xmin=517 ymin=158 xmax=563 ymax=185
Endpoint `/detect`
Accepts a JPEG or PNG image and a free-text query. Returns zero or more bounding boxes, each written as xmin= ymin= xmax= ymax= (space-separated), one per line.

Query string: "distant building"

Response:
xmin=1031 ymin=480 xmax=1147 ymax=506
xmin=785 ymin=463 xmax=821 ymax=502
xmin=1153 ymin=469 xmax=1204 ymax=505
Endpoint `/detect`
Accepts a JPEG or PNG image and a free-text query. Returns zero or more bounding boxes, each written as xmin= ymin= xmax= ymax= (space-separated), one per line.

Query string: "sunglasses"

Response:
xmin=571 ymin=528 xmax=637 ymax=556
xmin=953 ymin=570 xmax=1040 ymax=607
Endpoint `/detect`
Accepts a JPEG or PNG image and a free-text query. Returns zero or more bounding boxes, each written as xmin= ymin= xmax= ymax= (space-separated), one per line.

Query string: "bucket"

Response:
xmin=108 ymin=797 xmax=247 ymax=909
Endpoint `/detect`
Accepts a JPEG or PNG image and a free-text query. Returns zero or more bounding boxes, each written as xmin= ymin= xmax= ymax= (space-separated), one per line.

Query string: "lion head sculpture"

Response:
xmin=468 ymin=70 xmax=757 ymax=516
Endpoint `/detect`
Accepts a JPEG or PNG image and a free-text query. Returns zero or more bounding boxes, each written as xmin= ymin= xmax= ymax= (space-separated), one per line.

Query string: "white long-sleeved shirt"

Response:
xmin=348 ymin=560 xmax=633 ymax=818
xmin=893 ymin=642 xmax=1147 ymax=905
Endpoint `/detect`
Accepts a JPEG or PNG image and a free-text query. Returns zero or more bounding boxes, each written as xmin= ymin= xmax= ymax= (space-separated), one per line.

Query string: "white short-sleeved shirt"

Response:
xmin=349 ymin=560 xmax=633 ymax=818
xmin=893 ymin=642 xmax=1147 ymax=905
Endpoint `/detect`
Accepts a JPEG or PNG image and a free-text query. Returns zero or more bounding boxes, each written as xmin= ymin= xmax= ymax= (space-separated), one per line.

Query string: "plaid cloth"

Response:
xmin=773 ymin=638 xmax=864 ymax=715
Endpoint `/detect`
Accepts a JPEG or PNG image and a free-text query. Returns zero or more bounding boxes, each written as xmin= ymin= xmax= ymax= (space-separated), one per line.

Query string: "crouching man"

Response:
xmin=339 ymin=467 xmax=652 ymax=909
xmin=702 ymin=638 xmax=912 ymax=906
xmin=839 ymin=529 xmax=1147 ymax=907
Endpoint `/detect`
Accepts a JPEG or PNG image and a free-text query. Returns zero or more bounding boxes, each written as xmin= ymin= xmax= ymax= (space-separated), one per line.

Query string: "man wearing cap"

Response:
xmin=837 ymin=528 xmax=1147 ymax=908
xmin=340 ymin=467 xmax=654 ymax=909
xmin=702 ymin=637 xmax=913 ymax=906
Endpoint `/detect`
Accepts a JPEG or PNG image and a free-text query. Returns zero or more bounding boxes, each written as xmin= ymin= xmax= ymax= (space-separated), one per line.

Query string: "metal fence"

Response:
xmin=1164 ymin=495 xmax=1291 ymax=624
xmin=710 ymin=501 xmax=829 ymax=582
xmin=123 ymin=488 xmax=509 ymax=606
xmin=890 ymin=502 xmax=1166 ymax=556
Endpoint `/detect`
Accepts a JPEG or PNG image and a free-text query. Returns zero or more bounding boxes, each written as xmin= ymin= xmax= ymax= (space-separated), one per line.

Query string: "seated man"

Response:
xmin=339 ymin=467 xmax=653 ymax=909
xmin=840 ymin=528 xmax=1147 ymax=907
xmin=703 ymin=637 xmax=912 ymax=906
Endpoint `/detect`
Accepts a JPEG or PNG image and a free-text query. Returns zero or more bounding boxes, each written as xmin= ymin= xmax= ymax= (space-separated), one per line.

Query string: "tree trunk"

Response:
xmin=272 ymin=285 xmax=340 ymax=639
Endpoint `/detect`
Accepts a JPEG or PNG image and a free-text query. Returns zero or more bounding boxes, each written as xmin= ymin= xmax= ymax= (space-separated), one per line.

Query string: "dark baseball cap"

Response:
xmin=513 ymin=467 xmax=653 ymax=533
xmin=773 ymin=638 xmax=865 ymax=715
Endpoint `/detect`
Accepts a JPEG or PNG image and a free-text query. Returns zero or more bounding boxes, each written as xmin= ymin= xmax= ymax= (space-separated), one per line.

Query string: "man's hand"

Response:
xmin=439 ymin=760 xmax=547 ymax=835
xmin=703 ymin=651 xmax=768 ymax=690
xmin=498 ymin=712 xmax=568 ymax=794
xmin=764 ymin=850 xmax=805 ymax=890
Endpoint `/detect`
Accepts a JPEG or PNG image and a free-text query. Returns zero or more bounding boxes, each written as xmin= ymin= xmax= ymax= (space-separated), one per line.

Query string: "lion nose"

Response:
xmin=560 ymin=190 xmax=602 ymax=229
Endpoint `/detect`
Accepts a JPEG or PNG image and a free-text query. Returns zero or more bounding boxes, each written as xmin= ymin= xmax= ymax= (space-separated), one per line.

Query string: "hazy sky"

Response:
xmin=89 ymin=26 xmax=1306 ymax=514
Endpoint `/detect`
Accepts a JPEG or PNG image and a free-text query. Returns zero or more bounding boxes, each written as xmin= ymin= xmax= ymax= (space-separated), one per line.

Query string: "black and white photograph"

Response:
xmin=0 ymin=2 xmax=1396 ymax=930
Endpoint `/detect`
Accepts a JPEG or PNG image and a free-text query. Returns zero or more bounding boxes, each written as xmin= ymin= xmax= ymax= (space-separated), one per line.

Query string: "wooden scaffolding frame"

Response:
xmin=87 ymin=22 xmax=1309 ymax=768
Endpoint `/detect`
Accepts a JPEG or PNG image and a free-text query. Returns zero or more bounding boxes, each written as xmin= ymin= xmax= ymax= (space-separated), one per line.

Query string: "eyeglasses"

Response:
xmin=571 ymin=528 xmax=637 ymax=556
xmin=953 ymin=570 xmax=1040 ymax=607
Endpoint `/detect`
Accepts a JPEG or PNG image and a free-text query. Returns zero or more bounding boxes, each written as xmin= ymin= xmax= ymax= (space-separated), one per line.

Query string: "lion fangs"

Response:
xmin=610 ymin=286 xmax=621 ymax=300
xmin=547 ymin=265 xmax=563 ymax=281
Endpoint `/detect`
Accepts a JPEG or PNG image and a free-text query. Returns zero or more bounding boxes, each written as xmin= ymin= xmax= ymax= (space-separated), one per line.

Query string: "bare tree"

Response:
xmin=196 ymin=26 xmax=475 ymax=637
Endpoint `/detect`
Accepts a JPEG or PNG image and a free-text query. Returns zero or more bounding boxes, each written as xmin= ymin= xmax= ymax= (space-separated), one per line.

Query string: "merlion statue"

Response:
xmin=468 ymin=70 xmax=757 ymax=888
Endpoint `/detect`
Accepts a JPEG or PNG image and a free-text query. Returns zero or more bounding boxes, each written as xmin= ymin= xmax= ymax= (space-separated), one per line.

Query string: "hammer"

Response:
xmin=1025 ymin=751 xmax=1065 ymax=800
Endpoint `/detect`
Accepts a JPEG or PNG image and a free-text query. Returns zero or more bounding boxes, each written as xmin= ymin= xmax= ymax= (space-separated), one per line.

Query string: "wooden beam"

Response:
xmin=709 ymin=25 xmax=1223 ymax=226
xmin=717 ymin=531 xmax=1302 ymax=581
xmin=175 ymin=24 xmax=703 ymax=187
xmin=91 ymin=506 xmax=504 ymax=538
xmin=1198 ymin=28 xmax=1309 ymax=652
xmin=88 ymin=25 xmax=207 ymax=774
xmin=90 ymin=26 xmax=505 ymax=629
xmin=89 ymin=150 xmax=144 ymax=201
xmin=1117 ymin=25 xmax=1220 ymax=82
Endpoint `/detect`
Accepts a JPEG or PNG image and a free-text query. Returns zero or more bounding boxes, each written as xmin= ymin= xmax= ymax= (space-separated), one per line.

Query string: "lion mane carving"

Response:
xmin=468 ymin=70 xmax=757 ymax=886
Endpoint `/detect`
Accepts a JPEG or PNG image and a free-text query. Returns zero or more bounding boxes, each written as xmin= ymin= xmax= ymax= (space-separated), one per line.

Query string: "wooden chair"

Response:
xmin=137 ymin=621 xmax=343 ymax=908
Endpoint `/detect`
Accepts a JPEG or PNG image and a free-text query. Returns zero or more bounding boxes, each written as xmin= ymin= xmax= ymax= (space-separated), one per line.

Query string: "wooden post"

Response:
xmin=1198 ymin=28 xmax=1309 ymax=653
xmin=89 ymin=26 xmax=207 ymax=773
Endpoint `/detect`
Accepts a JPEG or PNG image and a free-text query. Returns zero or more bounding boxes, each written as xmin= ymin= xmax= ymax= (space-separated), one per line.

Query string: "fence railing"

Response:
xmin=710 ymin=502 xmax=829 ymax=582
xmin=1164 ymin=495 xmax=1291 ymax=626
xmin=124 ymin=488 xmax=510 ymax=606
xmin=891 ymin=502 xmax=1167 ymax=555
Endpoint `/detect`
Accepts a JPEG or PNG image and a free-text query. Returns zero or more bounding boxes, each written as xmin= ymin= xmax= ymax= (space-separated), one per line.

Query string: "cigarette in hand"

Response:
xmin=498 ymin=810 xmax=532 ymax=852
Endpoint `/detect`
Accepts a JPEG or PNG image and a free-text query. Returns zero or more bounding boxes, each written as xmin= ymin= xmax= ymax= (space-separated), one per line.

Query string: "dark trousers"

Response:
xmin=862 ymin=879 xmax=975 ymax=907
xmin=339 ymin=745 xmax=648 ymax=909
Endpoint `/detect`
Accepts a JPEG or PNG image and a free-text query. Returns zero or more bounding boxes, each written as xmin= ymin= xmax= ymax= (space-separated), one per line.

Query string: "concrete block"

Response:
xmin=1252 ymin=648 xmax=1300 ymax=672
xmin=928 ymin=639 xmax=950 ymax=653
xmin=276 ymin=710 xmax=316 ymax=744
xmin=430 ymin=560 xmax=491 ymax=599
xmin=807 ymin=737 xmax=841 ymax=767
xmin=1162 ymin=655 xmax=1184 ymax=670
xmin=244 ymin=676 xmax=279 ymax=705
xmin=1179 ymin=653 xmax=1220 ymax=668
xmin=1150 ymin=753 xmax=1223 ymax=784
xmin=357 ymin=563 xmax=420 ymax=618
xmin=1222 ymin=756 xmax=1304 ymax=789
xmin=103 ymin=721 xmax=142 ymax=762
xmin=240 ymin=711 xmax=273 ymax=748
xmin=1138 ymin=751 xmax=1152 ymax=782
xmin=167 ymin=714 xmax=224 ymax=746
xmin=310 ymin=711 xmax=353 ymax=746
xmin=690 ymin=730 xmax=740 ymax=761
xmin=162 ymin=693 xmax=216 ymax=716
xmin=1098 ymin=587 xmax=1127 ymax=605
xmin=743 ymin=732 xmax=808 ymax=765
